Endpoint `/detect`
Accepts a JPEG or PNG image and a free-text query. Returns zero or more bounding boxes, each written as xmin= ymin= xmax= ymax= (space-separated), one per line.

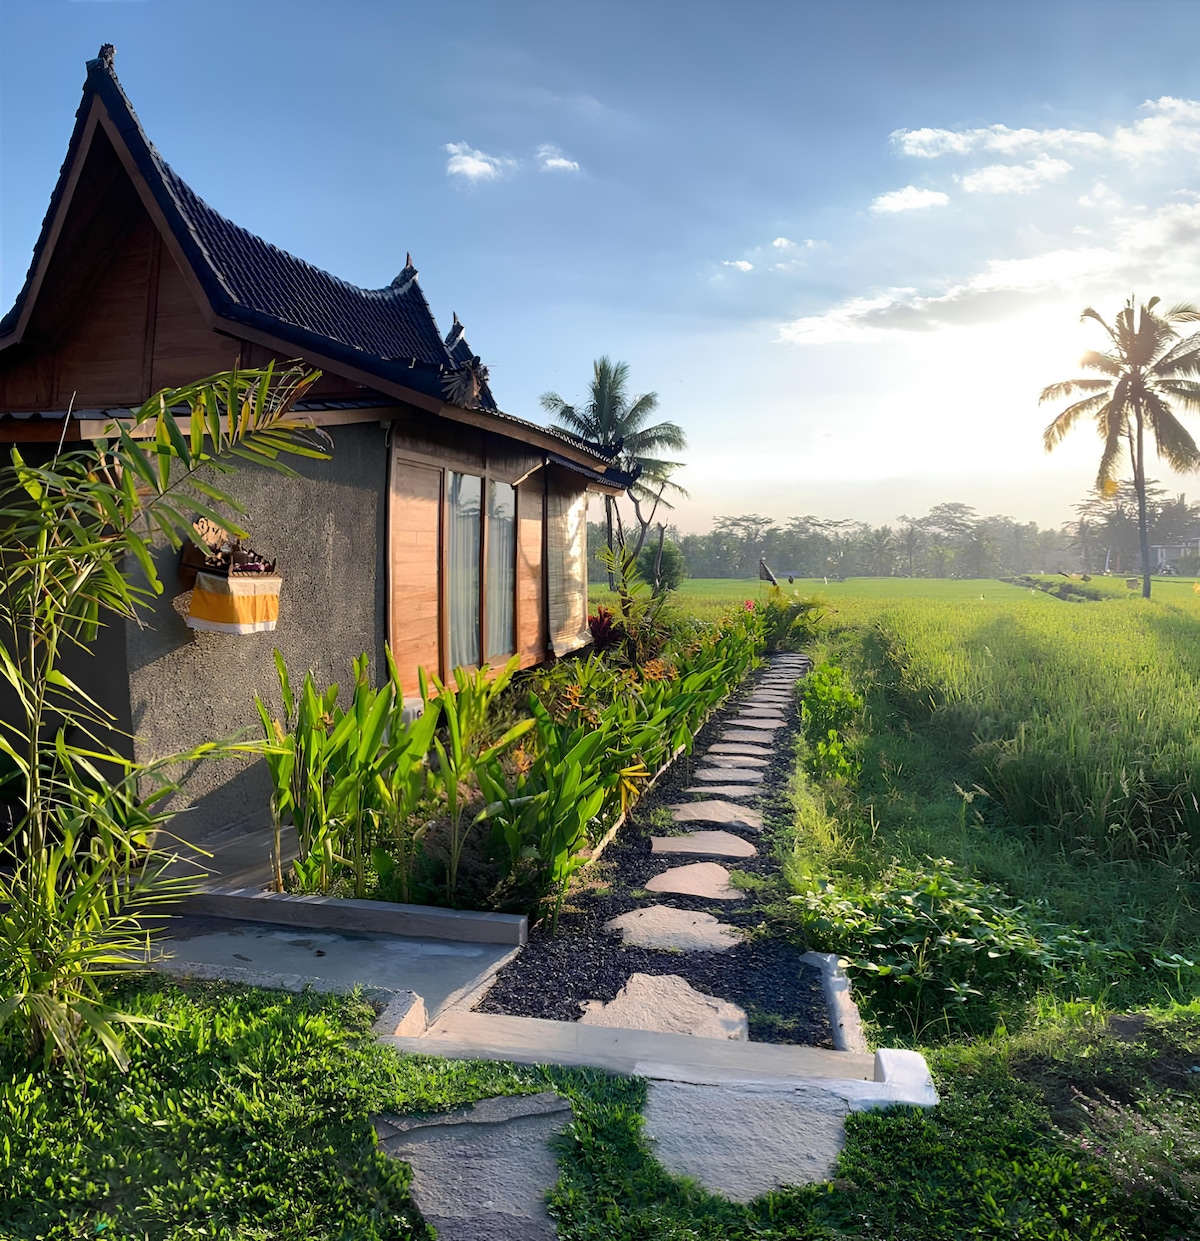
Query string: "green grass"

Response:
xmin=5 ymin=977 xmax=1196 ymax=1240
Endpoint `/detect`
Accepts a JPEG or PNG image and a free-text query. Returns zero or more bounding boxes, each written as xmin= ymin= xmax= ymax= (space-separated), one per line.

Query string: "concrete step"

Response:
xmin=386 ymin=1009 xmax=876 ymax=1086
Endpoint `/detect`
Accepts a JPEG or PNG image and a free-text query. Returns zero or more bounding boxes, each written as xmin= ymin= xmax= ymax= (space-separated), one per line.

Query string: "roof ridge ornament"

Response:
xmin=97 ymin=44 xmax=115 ymax=71
xmin=390 ymin=252 xmax=418 ymax=292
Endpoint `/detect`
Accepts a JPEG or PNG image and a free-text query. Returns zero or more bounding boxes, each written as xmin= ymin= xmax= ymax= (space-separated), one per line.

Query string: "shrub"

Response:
xmin=800 ymin=663 xmax=863 ymax=784
xmin=636 ymin=537 xmax=686 ymax=592
xmin=790 ymin=860 xmax=1087 ymax=1037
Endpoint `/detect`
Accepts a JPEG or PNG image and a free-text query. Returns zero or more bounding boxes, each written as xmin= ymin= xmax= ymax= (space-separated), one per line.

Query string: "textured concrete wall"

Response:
xmin=126 ymin=422 xmax=387 ymax=857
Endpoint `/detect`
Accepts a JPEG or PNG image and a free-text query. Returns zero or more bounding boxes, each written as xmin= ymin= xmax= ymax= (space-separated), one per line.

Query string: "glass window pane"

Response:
xmin=486 ymin=481 xmax=516 ymax=659
xmin=448 ymin=472 xmax=481 ymax=670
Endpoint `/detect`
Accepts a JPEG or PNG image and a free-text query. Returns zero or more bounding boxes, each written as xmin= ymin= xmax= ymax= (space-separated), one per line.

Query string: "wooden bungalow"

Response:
xmin=0 ymin=47 xmax=625 ymax=877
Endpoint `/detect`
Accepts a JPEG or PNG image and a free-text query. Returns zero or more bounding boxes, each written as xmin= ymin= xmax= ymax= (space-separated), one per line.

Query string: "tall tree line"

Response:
xmin=585 ymin=488 xmax=1200 ymax=582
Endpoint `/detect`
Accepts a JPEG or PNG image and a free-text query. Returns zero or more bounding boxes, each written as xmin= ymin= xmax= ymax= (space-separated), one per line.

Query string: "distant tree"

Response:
xmin=1042 ymin=296 xmax=1200 ymax=597
xmin=897 ymin=515 xmax=924 ymax=577
xmin=541 ymin=357 xmax=686 ymax=586
xmin=637 ymin=537 xmax=685 ymax=593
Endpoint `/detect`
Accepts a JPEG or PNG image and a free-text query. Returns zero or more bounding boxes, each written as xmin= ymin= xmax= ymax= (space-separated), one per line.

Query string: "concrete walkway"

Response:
xmin=157 ymin=915 xmax=514 ymax=1018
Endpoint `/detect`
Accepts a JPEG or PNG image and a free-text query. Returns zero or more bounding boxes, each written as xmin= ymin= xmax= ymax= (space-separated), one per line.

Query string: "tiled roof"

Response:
xmin=0 ymin=47 xmax=636 ymax=472
xmin=0 ymin=48 xmax=493 ymax=409
xmin=164 ymin=166 xmax=454 ymax=375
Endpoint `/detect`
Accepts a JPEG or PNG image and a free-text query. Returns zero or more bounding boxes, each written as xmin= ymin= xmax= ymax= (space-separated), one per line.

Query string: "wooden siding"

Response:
xmin=150 ymin=245 xmax=239 ymax=391
xmin=388 ymin=454 xmax=443 ymax=696
xmin=54 ymin=216 xmax=154 ymax=405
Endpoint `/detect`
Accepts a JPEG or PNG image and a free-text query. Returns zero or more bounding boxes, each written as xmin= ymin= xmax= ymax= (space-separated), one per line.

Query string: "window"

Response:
xmin=447 ymin=472 xmax=481 ymax=670
xmin=486 ymin=481 xmax=516 ymax=659
xmin=447 ymin=472 xmax=518 ymax=671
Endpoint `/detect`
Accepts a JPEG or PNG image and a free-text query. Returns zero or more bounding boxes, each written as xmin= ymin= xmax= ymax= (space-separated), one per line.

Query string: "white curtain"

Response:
xmin=486 ymin=481 xmax=516 ymax=659
xmin=547 ymin=483 xmax=591 ymax=655
xmin=448 ymin=472 xmax=481 ymax=670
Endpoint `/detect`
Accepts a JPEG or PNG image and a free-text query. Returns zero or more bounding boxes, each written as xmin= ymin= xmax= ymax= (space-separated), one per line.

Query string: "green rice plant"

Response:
xmin=800 ymin=663 xmax=863 ymax=784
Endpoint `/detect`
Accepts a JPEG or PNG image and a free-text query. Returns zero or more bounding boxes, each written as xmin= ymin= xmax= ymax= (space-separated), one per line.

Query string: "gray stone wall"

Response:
xmin=125 ymin=422 xmax=387 ymax=858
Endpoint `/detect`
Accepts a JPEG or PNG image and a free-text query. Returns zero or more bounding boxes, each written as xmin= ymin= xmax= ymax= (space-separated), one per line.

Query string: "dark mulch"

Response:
xmin=475 ymin=660 xmax=836 ymax=1047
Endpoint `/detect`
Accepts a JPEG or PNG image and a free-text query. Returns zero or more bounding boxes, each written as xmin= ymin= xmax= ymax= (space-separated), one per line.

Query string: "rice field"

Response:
xmin=608 ymin=576 xmax=1200 ymax=978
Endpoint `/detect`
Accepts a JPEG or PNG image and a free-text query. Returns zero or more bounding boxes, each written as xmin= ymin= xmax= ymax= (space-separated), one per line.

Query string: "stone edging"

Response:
xmin=801 ymin=951 xmax=869 ymax=1054
xmin=177 ymin=888 xmax=527 ymax=946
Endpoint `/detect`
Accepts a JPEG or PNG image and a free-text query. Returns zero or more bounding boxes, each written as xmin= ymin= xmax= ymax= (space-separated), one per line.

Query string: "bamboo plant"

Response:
xmin=0 ymin=364 xmax=327 ymax=1071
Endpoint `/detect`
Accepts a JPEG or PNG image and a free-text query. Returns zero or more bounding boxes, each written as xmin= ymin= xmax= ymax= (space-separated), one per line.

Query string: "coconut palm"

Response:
xmin=541 ymin=357 xmax=687 ymax=584
xmin=1041 ymin=296 xmax=1200 ymax=598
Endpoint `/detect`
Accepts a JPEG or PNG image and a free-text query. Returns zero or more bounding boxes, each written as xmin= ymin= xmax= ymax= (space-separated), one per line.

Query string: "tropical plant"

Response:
xmin=1041 ymin=296 xmax=1200 ymax=597
xmin=420 ymin=657 xmax=534 ymax=902
xmin=540 ymin=356 xmax=687 ymax=583
xmin=256 ymin=649 xmax=441 ymax=900
xmin=0 ymin=365 xmax=327 ymax=1070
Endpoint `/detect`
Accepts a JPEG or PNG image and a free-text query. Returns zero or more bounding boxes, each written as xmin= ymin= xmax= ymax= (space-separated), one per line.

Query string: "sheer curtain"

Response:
xmin=486 ymin=481 xmax=516 ymax=659
xmin=448 ymin=472 xmax=481 ymax=670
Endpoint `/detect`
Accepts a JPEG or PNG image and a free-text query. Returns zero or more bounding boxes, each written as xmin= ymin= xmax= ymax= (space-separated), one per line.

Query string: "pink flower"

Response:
xmin=744 ymin=600 xmax=755 ymax=611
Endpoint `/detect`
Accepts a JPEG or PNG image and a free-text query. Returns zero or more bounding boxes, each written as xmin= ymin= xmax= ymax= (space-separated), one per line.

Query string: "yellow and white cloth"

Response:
xmin=185 ymin=571 xmax=282 ymax=634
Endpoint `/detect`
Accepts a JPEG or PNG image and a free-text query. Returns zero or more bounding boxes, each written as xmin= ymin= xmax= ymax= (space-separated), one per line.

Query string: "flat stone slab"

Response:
xmin=693 ymin=767 xmax=765 ymax=783
xmin=728 ymin=718 xmax=784 ymax=732
xmin=683 ymin=783 xmax=758 ymax=799
xmin=721 ymin=729 xmax=783 ymax=744
xmin=707 ymin=742 xmax=774 ymax=758
xmin=580 ymin=973 xmax=748 ymax=1040
xmin=644 ymin=1081 xmax=847 ymax=1201
xmin=605 ymin=905 xmax=741 ymax=952
xmin=646 ymin=861 xmax=744 ymax=899
xmin=651 ymin=831 xmax=757 ymax=859
xmin=735 ymin=710 xmax=787 ymax=722
xmin=669 ymin=801 xmax=763 ymax=831
xmin=702 ymin=753 xmax=769 ymax=767
xmin=375 ymin=1092 xmax=572 ymax=1240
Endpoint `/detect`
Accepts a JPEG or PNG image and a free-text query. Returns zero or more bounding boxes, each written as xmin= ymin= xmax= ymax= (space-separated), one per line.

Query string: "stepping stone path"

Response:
xmin=605 ymin=905 xmax=741 ymax=951
xmin=580 ymin=973 xmax=749 ymax=1040
xmin=577 ymin=655 xmax=807 ymax=1050
xmin=374 ymin=1092 xmax=573 ymax=1240
xmin=651 ymin=830 xmax=757 ymax=859
xmin=646 ymin=861 xmax=745 ymax=899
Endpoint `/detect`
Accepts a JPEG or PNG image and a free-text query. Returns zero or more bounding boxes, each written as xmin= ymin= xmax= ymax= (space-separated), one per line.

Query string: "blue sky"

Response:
xmin=6 ymin=0 xmax=1200 ymax=530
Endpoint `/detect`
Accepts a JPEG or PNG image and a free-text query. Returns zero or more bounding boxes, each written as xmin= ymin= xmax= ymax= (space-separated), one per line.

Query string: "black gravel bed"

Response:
xmin=475 ymin=658 xmax=836 ymax=1048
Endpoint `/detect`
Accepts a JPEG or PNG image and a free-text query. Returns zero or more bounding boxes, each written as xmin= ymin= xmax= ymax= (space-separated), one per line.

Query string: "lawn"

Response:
xmin=4 ymin=977 xmax=1196 ymax=1240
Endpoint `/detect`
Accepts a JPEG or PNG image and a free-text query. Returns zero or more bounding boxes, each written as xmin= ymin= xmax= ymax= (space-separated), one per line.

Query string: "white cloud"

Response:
xmin=960 ymin=155 xmax=1072 ymax=195
xmin=893 ymin=124 xmax=1104 ymax=159
xmin=772 ymin=236 xmax=821 ymax=250
xmin=537 ymin=144 xmax=580 ymax=173
xmin=723 ymin=260 xmax=754 ymax=271
xmin=443 ymin=142 xmax=517 ymax=182
xmin=772 ymin=236 xmax=795 ymax=248
xmin=870 ymin=186 xmax=950 ymax=213
xmin=1079 ymin=181 xmax=1119 ymax=208
xmin=893 ymin=97 xmax=1200 ymax=164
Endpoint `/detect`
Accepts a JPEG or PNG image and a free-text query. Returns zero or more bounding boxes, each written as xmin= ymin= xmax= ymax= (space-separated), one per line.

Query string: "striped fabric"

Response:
xmin=186 ymin=571 xmax=281 ymax=634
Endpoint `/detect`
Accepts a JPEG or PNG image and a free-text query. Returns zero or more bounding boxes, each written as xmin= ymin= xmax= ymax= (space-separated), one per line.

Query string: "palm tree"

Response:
xmin=1041 ymin=296 xmax=1200 ymax=598
xmin=541 ymin=357 xmax=687 ymax=585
